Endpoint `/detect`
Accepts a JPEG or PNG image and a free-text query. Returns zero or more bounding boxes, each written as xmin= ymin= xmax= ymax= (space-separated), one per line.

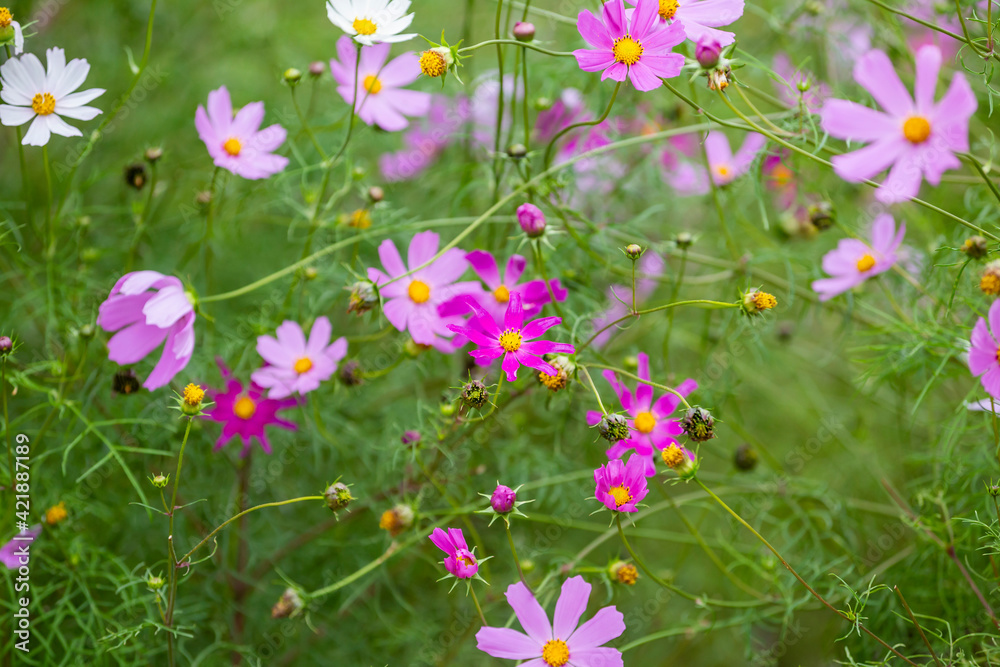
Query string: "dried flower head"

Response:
xmin=380 ymin=504 xmax=414 ymax=537
xmin=962 ymin=236 xmax=989 ymax=260
xmin=597 ymin=413 xmax=631 ymax=443
xmin=681 ymin=407 xmax=716 ymax=442
xmin=271 ymin=588 xmax=304 ymax=619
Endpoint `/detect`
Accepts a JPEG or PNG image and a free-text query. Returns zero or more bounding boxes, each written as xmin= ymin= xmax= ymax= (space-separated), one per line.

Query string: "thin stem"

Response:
xmin=663 ymin=250 xmax=687 ymax=366
xmin=331 ymin=43 xmax=362 ymax=163
xmin=963 ymin=153 xmax=1000 ymax=207
xmin=492 ymin=0 xmax=506 ymax=201
xmin=470 ymin=585 xmax=488 ymax=625
xmin=894 ymin=586 xmax=943 ymax=667
xmin=2 ymin=360 xmax=11 ymax=501
xmin=581 ymin=364 xmax=692 ymax=409
xmin=577 ymin=300 xmax=738 ymax=353
xmin=290 ymin=85 xmax=327 ymax=159
xmin=458 ymin=39 xmax=574 ymax=57
xmin=532 ymin=240 xmax=564 ymax=318
xmin=577 ymin=365 xmax=607 ymax=414
xmin=505 ymin=521 xmax=529 ymax=590
xmin=165 ymin=417 xmax=193 ymax=667
xmin=544 ymin=80 xmax=621 ymax=169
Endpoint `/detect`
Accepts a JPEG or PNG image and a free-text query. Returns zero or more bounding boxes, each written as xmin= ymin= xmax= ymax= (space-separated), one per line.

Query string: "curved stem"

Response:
xmin=532 ymin=239 xmax=564 ymax=319
xmin=577 ymin=300 xmax=738 ymax=354
xmin=544 ymin=80 xmax=621 ymax=169
xmin=458 ymin=39 xmax=575 ymax=57
xmin=331 ymin=43 xmax=362 ymax=163
xmin=581 ymin=364 xmax=692 ymax=410
xmin=577 ymin=365 xmax=607 ymax=414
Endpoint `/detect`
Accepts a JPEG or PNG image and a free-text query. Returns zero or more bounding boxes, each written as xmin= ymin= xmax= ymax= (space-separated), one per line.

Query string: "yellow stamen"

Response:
xmin=615 ymin=563 xmax=638 ymax=585
xmin=538 ymin=370 xmax=567 ymax=391
xmin=541 ymin=639 xmax=570 ymax=667
xmin=902 ymin=116 xmax=931 ymax=144
xmin=234 ymin=396 xmax=256 ymax=420
xmin=352 ymin=17 xmax=377 ymax=35
xmin=493 ymin=285 xmax=510 ymax=303
xmin=419 ymin=50 xmax=447 ymax=78
xmin=0 ymin=8 xmax=11 ymax=29
xmin=634 ymin=411 xmax=656 ymax=434
xmin=608 ymin=484 xmax=632 ymax=507
xmin=856 ymin=254 xmax=876 ymax=272
xmin=715 ymin=164 xmax=731 ymax=179
xmin=752 ymin=291 xmax=777 ymax=311
xmin=294 ymin=358 xmax=313 ymax=374
xmin=363 ymin=74 xmax=382 ymax=95
xmin=981 ymin=273 xmax=1000 ymax=295
xmin=31 ymin=93 xmax=56 ymax=116
xmin=498 ymin=329 xmax=523 ymax=352
xmin=223 ymin=137 xmax=242 ymax=156
xmin=658 ymin=0 xmax=680 ymax=20
xmin=408 ymin=280 xmax=431 ymax=303
xmin=459 ymin=554 xmax=477 ymax=567
xmin=44 ymin=502 xmax=67 ymax=526
xmin=661 ymin=444 xmax=686 ymax=469
xmin=182 ymin=383 xmax=205 ymax=407
xmin=612 ymin=36 xmax=644 ymax=66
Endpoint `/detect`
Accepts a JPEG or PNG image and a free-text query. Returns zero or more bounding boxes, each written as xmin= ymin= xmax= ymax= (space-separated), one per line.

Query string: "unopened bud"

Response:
xmin=513 ymin=21 xmax=536 ymax=42
xmin=309 ymin=61 xmax=325 ymax=77
xmin=962 ymin=235 xmax=989 ymax=260
xmin=507 ymin=143 xmax=528 ymax=159
xmin=324 ymin=482 xmax=354 ymax=512
xmin=462 ymin=380 xmax=489 ymax=409
xmin=695 ymin=37 xmax=722 ymax=69
xmin=681 ymin=407 xmax=715 ymax=443
xmin=624 ymin=244 xmax=643 ymax=260
xmin=271 ymin=588 xmax=304 ymax=618
xmin=516 ymin=203 xmax=546 ymax=238
xmin=124 ymin=163 xmax=148 ymax=190
xmin=368 ymin=185 xmax=385 ymax=203
xmin=283 ymin=68 xmax=303 ymax=84
xmin=597 ymin=413 xmax=630 ymax=443
xmin=144 ymin=147 xmax=163 ymax=163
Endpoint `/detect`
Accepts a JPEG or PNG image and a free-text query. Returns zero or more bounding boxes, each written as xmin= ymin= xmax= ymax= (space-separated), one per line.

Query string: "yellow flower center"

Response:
xmin=856 ymin=254 xmax=876 ymax=272
xmin=770 ymin=164 xmax=793 ymax=186
xmin=902 ymin=116 xmax=931 ymax=144
xmin=634 ymin=411 xmax=656 ymax=433
xmin=223 ymin=137 xmax=242 ymax=156
xmin=45 ymin=501 xmax=67 ymax=526
xmin=752 ymin=291 xmax=778 ymax=311
xmin=0 ymin=8 xmax=11 ymax=29
xmin=31 ymin=93 xmax=56 ymax=116
xmin=608 ymin=484 xmax=632 ymax=507
xmin=612 ymin=36 xmax=644 ymax=66
xmin=996 ymin=345 xmax=1000 ymax=364
xmin=616 ymin=563 xmax=638 ymax=585
xmin=981 ymin=273 xmax=1000 ymax=295
xmin=349 ymin=209 xmax=371 ymax=229
xmin=182 ymin=383 xmax=205 ymax=406
xmin=419 ymin=50 xmax=448 ymax=77
xmin=541 ymin=639 xmax=570 ymax=667
xmin=363 ymin=74 xmax=382 ymax=95
xmin=498 ymin=329 xmax=523 ymax=352
xmin=538 ymin=370 xmax=567 ymax=391
xmin=459 ymin=554 xmax=477 ymax=567
xmin=294 ymin=357 xmax=313 ymax=374
xmin=233 ymin=396 xmax=256 ymax=420
xmin=661 ymin=444 xmax=686 ymax=469
xmin=715 ymin=164 xmax=731 ymax=179
xmin=659 ymin=0 xmax=680 ymax=20
xmin=353 ymin=17 xmax=377 ymax=35
xmin=379 ymin=509 xmax=400 ymax=531
xmin=408 ymin=280 xmax=431 ymax=303
xmin=493 ymin=285 xmax=510 ymax=303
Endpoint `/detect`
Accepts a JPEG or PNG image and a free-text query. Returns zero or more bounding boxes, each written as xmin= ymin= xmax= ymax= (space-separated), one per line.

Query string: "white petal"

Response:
xmin=22 ymin=115 xmax=51 ymax=146
xmin=44 ymin=47 xmax=66 ymax=89
xmin=20 ymin=52 xmax=46 ymax=88
xmin=55 ymin=103 xmax=101 ymax=121
xmin=58 ymin=87 xmax=104 ymax=108
xmin=52 ymin=58 xmax=90 ymax=98
xmin=1 ymin=56 xmax=42 ymax=105
xmin=45 ymin=114 xmax=82 ymax=138
xmin=12 ymin=22 xmax=23 ymax=55
xmin=0 ymin=104 xmax=35 ymax=127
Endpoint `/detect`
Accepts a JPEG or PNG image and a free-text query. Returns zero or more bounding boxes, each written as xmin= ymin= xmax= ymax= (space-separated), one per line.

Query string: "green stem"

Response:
xmin=331 ymin=43 xmax=362 ymax=163
xmin=2 ymin=360 xmax=11 ymax=501
xmin=492 ymin=0 xmax=507 ymax=201
xmin=165 ymin=417 xmax=193 ymax=667
xmin=581 ymin=364 xmax=692 ymax=409
xmin=544 ymin=80 xmax=621 ymax=169
xmin=578 ymin=300 xmax=738 ymax=353
xmin=532 ymin=240 xmax=564 ymax=318
xmin=505 ymin=521 xmax=529 ymax=590
xmin=577 ymin=365 xmax=607 ymax=414
xmin=470 ymin=584 xmax=488 ymax=625
xmin=458 ymin=39 xmax=574 ymax=57
xmin=290 ymin=85 xmax=327 ymax=159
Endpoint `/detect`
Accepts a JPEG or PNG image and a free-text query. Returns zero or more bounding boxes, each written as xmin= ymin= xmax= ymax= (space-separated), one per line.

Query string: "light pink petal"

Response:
xmin=553 ymin=576 xmax=592 ymax=639
xmin=107 ymin=321 xmax=168 ymax=365
xmin=602 ymin=0 xmax=628 ymax=39
xmin=704 ymin=132 xmax=733 ymax=168
xmin=275 ymin=320 xmax=308 ymax=356
xmin=569 ymin=647 xmax=625 ymax=667
xmin=990 ymin=301 xmax=1000 ymax=339
xmin=205 ymin=86 xmax=233 ymax=137
xmin=257 ymin=335 xmax=294 ymax=367
xmin=637 ymin=53 xmax=684 ymax=80
xmin=407 ymin=230 xmax=440 ymax=269
xmin=821 ymin=99 xmax=898 ymax=142
xmin=504 ymin=255 xmax=527 ymax=285
xmin=627 ymin=61 xmax=664 ymax=92
xmin=376 ymin=238 xmax=407 ymax=278
xmin=853 ymin=49 xmax=913 ymax=117
xmin=831 ymin=138 xmax=907 ymax=183
xmin=677 ymin=0 xmax=745 ymax=26
xmin=601 ymin=62 xmax=629 ymax=82
xmin=230 ymin=101 xmax=265 ymax=138
xmin=568 ymin=606 xmax=625 ymax=649
xmin=875 ymin=149 xmax=923 ymax=203
xmin=142 ymin=288 xmax=191 ymax=329
xmin=97 ymin=293 xmax=153 ymax=332
xmin=505 ymin=582 xmax=552 ymax=644
xmin=574 ymin=49 xmax=616 ymax=73
xmin=913 ymin=45 xmax=942 ymax=114
xmin=306 ymin=316 xmax=332 ymax=357
xmin=382 ymin=297 xmax=412 ymax=334
xmin=378 ymin=52 xmax=422 ymax=87
xmin=475 ymin=627 xmax=541 ymax=660
xmin=629 ymin=0 xmax=659 ymax=39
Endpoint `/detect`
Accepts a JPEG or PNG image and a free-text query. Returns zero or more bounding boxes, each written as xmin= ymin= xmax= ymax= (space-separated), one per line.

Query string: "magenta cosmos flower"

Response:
xmin=207 ymin=360 xmax=297 ymax=456
xmin=573 ymin=0 xmax=685 ymax=92
xmin=448 ymin=292 xmax=576 ymax=382
xmin=251 ymin=317 xmax=347 ymax=399
xmin=812 ymin=214 xmax=905 ymax=301
xmin=476 ymin=576 xmax=625 ymax=667
xmin=195 ymin=86 xmax=288 ymax=180
xmin=330 ymin=35 xmax=430 ymax=132
xmin=97 ymin=271 xmax=195 ymax=391
xmin=594 ymin=454 xmax=649 ymax=513
xmin=628 ymin=0 xmax=745 ymax=45
xmin=367 ymin=231 xmax=479 ymax=350
xmin=820 ymin=45 xmax=976 ymax=204
xmin=428 ymin=527 xmax=479 ymax=579
xmin=969 ymin=300 xmax=1000 ymax=399
xmin=1 ymin=525 xmax=40 ymax=569
xmin=465 ymin=250 xmax=568 ymax=324
xmin=586 ymin=354 xmax=697 ymax=477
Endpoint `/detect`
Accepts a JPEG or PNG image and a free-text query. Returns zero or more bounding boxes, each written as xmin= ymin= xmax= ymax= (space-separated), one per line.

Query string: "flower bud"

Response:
xmin=491 ymin=484 xmax=517 ymax=513
xmin=807 ymin=201 xmax=835 ymax=230
xmin=44 ymin=502 xmax=68 ymax=525
xmin=79 ymin=324 xmax=95 ymax=339
xmin=180 ymin=383 xmax=205 ymax=416
xmin=404 ymin=339 xmax=429 ymax=357
xmin=674 ymin=231 xmax=694 ymax=249
xmin=516 ymin=203 xmax=546 ymax=238
xmin=513 ymin=21 xmax=536 ymax=42
xmin=368 ymin=185 xmax=385 ymax=203
xmin=439 ymin=400 xmax=457 ymax=417
xmin=681 ymin=407 xmax=715 ymax=443
xmin=283 ymin=68 xmax=303 ymax=84
xmin=309 ymin=61 xmax=325 ymax=77
xmin=271 ymin=588 xmax=304 ymax=619
xmin=116 ymin=370 xmax=142 ymax=396
xmin=462 ymin=379 xmax=489 ymax=409
xmin=609 ymin=560 xmax=638 ymax=585
xmin=195 ymin=190 xmax=213 ymax=207
xmin=507 ymin=143 xmax=528 ymax=159
xmin=147 ymin=574 xmax=165 ymax=591
xmin=324 ymin=482 xmax=354 ymax=512
xmin=0 ymin=336 xmax=12 ymax=356
xmin=989 ymin=483 xmax=1000 ymax=498
xmin=623 ymin=244 xmax=643 ymax=260
xmin=379 ymin=504 xmax=415 ymax=537
xmin=962 ymin=235 xmax=989 ymax=260
xmin=144 ymin=147 xmax=163 ymax=163
xmin=124 ymin=163 xmax=148 ymax=190
xmin=981 ymin=260 xmax=1000 ymax=296
xmin=695 ymin=37 xmax=722 ymax=69
xmin=304 ymin=266 xmax=318 ymax=281
xmin=149 ymin=472 xmax=169 ymax=488
xmin=734 ymin=443 xmax=758 ymax=471
xmin=419 ymin=47 xmax=453 ymax=78
xmin=597 ymin=413 xmax=631 ymax=443
xmin=338 ymin=360 xmax=364 ymax=386
xmin=347 ymin=280 xmax=378 ymax=315
xmin=741 ymin=289 xmax=777 ymax=315
xmin=401 ymin=430 xmax=422 ymax=446
xmin=534 ymin=97 xmax=553 ymax=111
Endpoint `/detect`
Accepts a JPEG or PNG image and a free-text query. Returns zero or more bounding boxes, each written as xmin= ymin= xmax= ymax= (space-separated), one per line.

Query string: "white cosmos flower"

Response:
xmin=0 ymin=6 xmax=24 ymax=55
xmin=0 ymin=47 xmax=105 ymax=146
xmin=326 ymin=0 xmax=415 ymax=46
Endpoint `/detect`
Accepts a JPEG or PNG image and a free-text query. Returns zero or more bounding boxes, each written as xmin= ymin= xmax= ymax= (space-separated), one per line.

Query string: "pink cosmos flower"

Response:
xmin=251 ymin=317 xmax=348 ymax=399
xmin=595 ymin=455 xmax=648 ymax=512
xmin=763 ymin=150 xmax=797 ymax=210
xmin=448 ymin=292 xmax=576 ymax=382
xmin=661 ymin=131 xmax=765 ymax=195
xmin=465 ymin=250 xmax=568 ymax=323
xmin=1 ymin=525 xmax=40 ymax=569
xmin=195 ymin=86 xmax=288 ymax=180
xmin=573 ymin=0 xmax=686 ymax=92
xmin=586 ymin=353 xmax=697 ymax=477
xmin=330 ymin=35 xmax=430 ymax=132
xmin=628 ymin=0 xmax=745 ymax=45
xmin=811 ymin=214 xmax=905 ymax=301
xmin=476 ymin=576 xmax=625 ymax=666
xmin=773 ymin=53 xmax=829 ymax=114
xmin=206 ymin=360 xmax=297 ymax=456
xmin=97 ymin=271 xmax=195 ymax=391
xmin=428 ymin=527 xmax=479 ymax=579
xmin=367 ymin=231 xmax=480 ymax=350
xmin=969 ymin=300 xmax=1000 ymax=399
xmin=820 ymin=45 xmax=976 ymax=204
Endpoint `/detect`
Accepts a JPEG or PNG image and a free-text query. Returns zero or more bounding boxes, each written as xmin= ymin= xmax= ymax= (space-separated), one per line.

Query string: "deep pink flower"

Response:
xmin=330 ymin=36 xmax=430 ymax=132
xmin=367 ymin=231 xmax=480 ymax=350
xmin=206 ymin=360 xmax=297 ymax=456
xmin=448 ymin=292 xmax=575 ymax=382
xmin=517 ymin=203 xmax=547 ymax=238
xmin=476 ymin=577 xmax=625 ymax=666
xmin=586 ymin=353 xmax=698 ymax=477
xmin=573 ymin=0 xmax=685 ymax=92
xmin=812 ymin=214 xmax=905 ymax=301
xmin=195 ymin=86 xmax=288 ymax=180
xmin=465 ymin=250 xmax=568 ymax=323
xmin=628 ymin=0 xmax=745 ymax=45
xmin=820 ymin=45 xmax=976 ymax=204
xmin=97 ymin=271 xmax=195 ymax=391
xmin=969 ymin=300 xmax=1000 ymax=399
xmin=594 ymin=455 xmax=648 ymax=512
xmin=428 ymin=527 xmax=479 ymax=579
xmin=1 ymin=525 xmax=40 ymax=569
xmin=773 ymin=53 xmax=829 ymax=114
xmin=251 ymin=317 xmax=347 ymax=398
